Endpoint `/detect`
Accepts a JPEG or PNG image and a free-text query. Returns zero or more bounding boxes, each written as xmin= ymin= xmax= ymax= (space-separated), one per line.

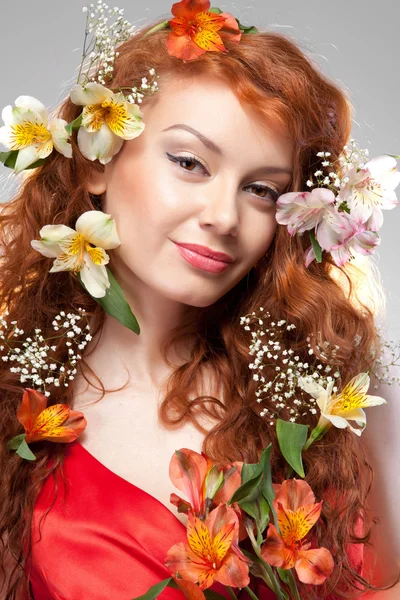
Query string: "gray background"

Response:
xmin=0 ymin=0 xmax=399 ymax=333
xmin=0 ymin=0 xmax=399 ymax=573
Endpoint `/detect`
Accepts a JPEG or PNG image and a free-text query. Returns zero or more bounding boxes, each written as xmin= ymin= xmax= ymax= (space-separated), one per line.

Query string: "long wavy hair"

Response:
xmin=0 ymin=22 xmax=390 ymax=600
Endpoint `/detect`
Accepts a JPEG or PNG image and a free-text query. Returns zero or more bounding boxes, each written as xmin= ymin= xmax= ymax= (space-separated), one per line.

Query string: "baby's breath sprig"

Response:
xmin=78 ymin=1 xmax=136 ymax=86
xmin=370 ymin=329 xmax=400 ymax=388
xmin=0 ymin=309 xmax=91 ymax=398
xmin=240 ymin=308 xmax=341 ymax=425
xmin=306 ymin=140 xmax=370 ymax=197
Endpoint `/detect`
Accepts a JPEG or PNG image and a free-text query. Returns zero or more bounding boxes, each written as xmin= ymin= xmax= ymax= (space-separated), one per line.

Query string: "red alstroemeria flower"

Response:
xmin=17 ymin=388 xmax=86 ymax=443
xmin=166 ymin=504 xmax=250 ymax=590
xmin=167 ymin=0 xmax=242 ymax=61
xmin=261 ymin=479 xmax=334 ymax=585
xmin=169 ymin=448 xmax=242 ymax=518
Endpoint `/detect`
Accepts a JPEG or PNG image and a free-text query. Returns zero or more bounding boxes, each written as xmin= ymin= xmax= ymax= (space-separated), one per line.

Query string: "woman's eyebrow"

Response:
xmin=162 ymin=123 xmax=293 ymax=176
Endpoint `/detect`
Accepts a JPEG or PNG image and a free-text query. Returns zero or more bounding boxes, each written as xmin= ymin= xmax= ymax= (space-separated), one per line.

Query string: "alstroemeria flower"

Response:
xmin=298 ymin=372 xmax=386 ymax=436
xmin=169 ymin=448 xmax=242 ymax=518
xmin=31 ymin=210 xmax=120 ymax=298
xmin=305 ymin=211 xmax=380 ymax=267
xmin=0 ymin=95 xmax=72 ymax=172
xmin=261 ymin=479 xmax=334 ymax=585
xmin=70 ymin=83 xmax=145 ymax=164
xmin=166 ymin=504 xmax=250 ymax=590
xmin=17 ymin=388 xmax=86 ymax=443
xmin=338 ymin=155 xmax=400 ymax=230
xmin=276 ymin=188 xmax=336 ymax=236
xmin=166 ymin=0 xmax=241 ymax=62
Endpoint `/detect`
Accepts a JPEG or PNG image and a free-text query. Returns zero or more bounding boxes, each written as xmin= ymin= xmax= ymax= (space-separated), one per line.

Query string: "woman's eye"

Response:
xmin=166 ymin=152 xmax=208 ymax=174
xmin=246 ymin=184 xmax=279 ymax=202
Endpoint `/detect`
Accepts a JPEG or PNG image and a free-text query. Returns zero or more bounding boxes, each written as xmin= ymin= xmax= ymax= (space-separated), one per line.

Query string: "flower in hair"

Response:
xmin=0 ymin=95 xmax=72 ymax=173
xmin=70 ymin=83 xmax=145 ymax=164
xmin=275 ymin=142 xmax=399 ymax=267
xmin=166 ymin=0 xmax=242 ymax=61
xmin=31 ymin=210 xmax=120 ymax=298
xmin=299 ymin=372 xmax=386 ymax=442
xmin=338 ymin=155 xmax=400 ymax=231
xmin=7 ymin=388 xmax=86 ymax=461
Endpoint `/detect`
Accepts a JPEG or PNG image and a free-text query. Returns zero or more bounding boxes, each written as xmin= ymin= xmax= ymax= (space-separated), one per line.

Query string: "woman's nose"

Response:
xmin=198 ymin=179 xmax=239 ymax=236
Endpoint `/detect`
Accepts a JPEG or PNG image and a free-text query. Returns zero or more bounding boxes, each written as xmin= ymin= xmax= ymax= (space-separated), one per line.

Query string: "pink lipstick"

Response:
xmin=174 ymin=242 xmax=233 ymax=273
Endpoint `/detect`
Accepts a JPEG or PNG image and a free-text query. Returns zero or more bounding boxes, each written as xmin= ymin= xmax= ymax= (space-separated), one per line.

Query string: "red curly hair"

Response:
xmin=0 ymin=23 xmax=389 ymax=599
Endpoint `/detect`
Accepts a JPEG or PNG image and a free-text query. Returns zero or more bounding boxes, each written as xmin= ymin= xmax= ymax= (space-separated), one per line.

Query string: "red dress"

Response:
xmin=27 ymin=441 xmax=276 ymax=600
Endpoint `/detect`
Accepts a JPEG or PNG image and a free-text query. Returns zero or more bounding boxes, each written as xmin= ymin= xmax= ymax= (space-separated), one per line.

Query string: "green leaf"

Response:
xmin=78 ymin=268 xmax=140 ymax=334
xmin=235 ymin=18 xmax=259 ymax=34
xmin=229 ymin=471 xmax=263 ymax=505
xmin=309 ymin=230 xmax=322 ymax=263
xmin=15 ymin=438 xmax=36 ymax=461
xmin=209 ymin=6 xmax=223 ymax=13
xmin=241 ymin=494 xmax=270 ymax=534
xmin=7 ymin=433 xmax=26 ymax=450
xmin=276 ymin=419 xmax=308 ymax=478
xmin=130 ymin=577 xmax=173 ymax=600
xmin=25 ymin=158 xmax=48 ymax=170
xmin=389 ymin=154 xmax=400 ymax=159
xmin=277 ymin=567 xmax=291 ymax=584
xmin=0 ymin=150 xmax=18 ymax=169
xmin=65 ymin=113 xmax=83 ymax=136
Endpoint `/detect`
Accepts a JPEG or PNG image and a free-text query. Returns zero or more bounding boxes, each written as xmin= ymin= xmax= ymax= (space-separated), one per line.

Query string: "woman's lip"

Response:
xmin=174 ymin=243 xmax=232 ymax=273
xmin=174 ymin=242 xmax=234 ymax=263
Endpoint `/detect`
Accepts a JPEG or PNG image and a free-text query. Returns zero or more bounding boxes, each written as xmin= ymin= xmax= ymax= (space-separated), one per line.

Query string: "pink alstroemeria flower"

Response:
xmin=169 ymin=448 xmax=242 ymax=519
xmin=276 ymin=188 xmax=336 ymax=236
xmin=338 ymin=155 xmax=400 ymax=230
xmin=305 ymin=210 xmax=380 ymax=267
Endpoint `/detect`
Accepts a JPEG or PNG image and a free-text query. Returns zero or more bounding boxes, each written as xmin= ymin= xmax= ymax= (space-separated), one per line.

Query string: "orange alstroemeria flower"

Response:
xmin=169 ymin=448 xmax=242 ymax=518
xmin=167 ymin=0 xmax=242 ymax=61
xmin=17 ymin=388 xmax=86 ymax=443
xmin=166 ymin=504 xmax=250 ymax=590
xmin=261 ymin=479 xmax=334 ymax=585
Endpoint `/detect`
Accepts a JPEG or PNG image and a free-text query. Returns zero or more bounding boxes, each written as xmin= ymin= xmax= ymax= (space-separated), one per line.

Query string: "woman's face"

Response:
xmin=89 ymin=74 xmax=293 ymax=308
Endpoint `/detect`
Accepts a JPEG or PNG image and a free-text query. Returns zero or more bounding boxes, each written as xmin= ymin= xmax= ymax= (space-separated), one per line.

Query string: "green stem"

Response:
xmin=243 ymin=586 xmax=260 ymax=600
xmin=246 ymin=525 xmax=285 ymax=600
xmin=303 ymin=421 xmax=331 ymax=451
xmin=142 ymin=20 xmax=169 ymax=37
xmin=226 ymin=587 xmax=238 ymax=599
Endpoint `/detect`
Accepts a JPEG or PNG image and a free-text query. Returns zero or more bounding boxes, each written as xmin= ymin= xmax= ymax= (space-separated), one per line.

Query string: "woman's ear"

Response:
xmin=87 ymin=167 xmax=107 ymax=195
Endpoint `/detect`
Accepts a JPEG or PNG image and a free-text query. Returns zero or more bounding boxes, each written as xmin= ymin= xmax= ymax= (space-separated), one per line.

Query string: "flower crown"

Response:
xmin=0 ymin=0 xmax=399 ymax=272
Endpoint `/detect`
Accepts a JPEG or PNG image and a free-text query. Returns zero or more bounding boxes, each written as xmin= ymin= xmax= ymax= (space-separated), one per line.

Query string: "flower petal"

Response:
xmin=49 ymin=118 xmax=72 ymax=158
xmin=75 ymin=210 xmax=121 ymax=249
xmin=31 ymin=239 xmax=61 ymax=258
xmin=70 ymin=82 xmax=113 ymax=106
xmin=77 ymin=123 xmax=123 ymax=164
xmin=295 ymin=547 xmax=334 ymax=585
xmin=104 ymin=98 xmax=145 ymax=140
xmin=80 ymin=260 xmax=110 ymax=298
xmin=297 ymin=376 xmax=327 ymax=401
xmin=15 ymin=96 xmax=48 ymax=126
xmin=166 ymin=31 xmax=207 ymax=61
xmin=28 ymin=403 xmax=70 ymax=442
xmin=39 ymin=224 xmax=76 ymax=242
xmin=171 ymin=0 xmax=211 ymax=19
xmin=273 ymin=479 xmax=316 ymax=513
xmin=169 ymin=448 xmax=209 ymax=515
xmin=16 ymin=389 xmax=48 ymax=434
xmin=261 ymin=524 xmax=295 ymax=569
xmin=15 ymin=143 xmax=52 ymax=173
xmin=216 ymin=550 xmax=250 ymax=589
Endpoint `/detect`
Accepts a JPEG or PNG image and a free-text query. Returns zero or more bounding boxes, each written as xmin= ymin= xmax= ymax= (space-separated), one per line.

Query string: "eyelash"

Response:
xmin=166 ymin=152 xmax=280 ymax=202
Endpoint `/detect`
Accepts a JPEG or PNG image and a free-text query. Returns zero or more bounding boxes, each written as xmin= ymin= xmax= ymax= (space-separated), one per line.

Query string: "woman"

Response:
xmin=0 ymin=1 xmax=398 ymax=598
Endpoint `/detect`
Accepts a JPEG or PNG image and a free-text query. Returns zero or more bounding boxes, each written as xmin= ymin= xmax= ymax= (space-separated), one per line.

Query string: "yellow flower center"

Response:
xmin=9 ymin=121 xmax=51 ymax=150
xmin=329 ymin=380 xmax=368 ymax=415
xmin=84 ymin=98 xmax=131 ymax=136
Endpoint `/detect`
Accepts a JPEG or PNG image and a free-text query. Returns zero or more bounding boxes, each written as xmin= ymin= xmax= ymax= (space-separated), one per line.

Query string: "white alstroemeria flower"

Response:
xmin=31 ymin=211 xmax=120 ymax=298
xmin=0 ymin=96 xmax=72 ymax=172
xmin=338 ymin=155 xmax=400 ymax=230
xmin=298 ymin=372 xmax=386 ymax=437
xmin=70 ymin=82 xmax=145 ymax=164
